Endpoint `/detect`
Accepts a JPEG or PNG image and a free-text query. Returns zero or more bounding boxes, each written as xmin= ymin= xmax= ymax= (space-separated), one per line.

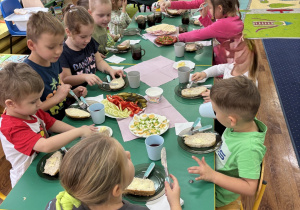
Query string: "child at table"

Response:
xmin=24 ymin=11 xmax=87 ymax=121
xmin=192 ymin=39 xmax=259 ymax=103
xmin=60 ymin=5 xmax=125 ymax=88
xmin=188 ymin=76 xmax=267 ymax=209
xmin=160 ymin=0 xmax=244 ymax=65
xmin=108 ymin=0 xmax=131 ymax=35
xmin=46 ymin=133 xmax=182 ymax=210
xmin=0 ymin=63 xmax=97 ymax=188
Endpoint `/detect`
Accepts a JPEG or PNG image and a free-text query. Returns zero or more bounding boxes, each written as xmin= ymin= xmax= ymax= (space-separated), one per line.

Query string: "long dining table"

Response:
xmin=0 ymin=13 xmax=216 ymax=209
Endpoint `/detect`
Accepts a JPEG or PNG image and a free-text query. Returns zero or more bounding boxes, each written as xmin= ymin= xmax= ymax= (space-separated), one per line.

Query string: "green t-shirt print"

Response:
xmin=215 ymin=118 xmax=267 ymax=207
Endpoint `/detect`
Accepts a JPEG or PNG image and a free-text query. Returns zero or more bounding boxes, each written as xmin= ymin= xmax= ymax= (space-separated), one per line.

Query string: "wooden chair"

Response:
xmin=241 ymin=159 xmax=267 ymax=210
xmin=0 ymin=192 xmax=6 ymax=201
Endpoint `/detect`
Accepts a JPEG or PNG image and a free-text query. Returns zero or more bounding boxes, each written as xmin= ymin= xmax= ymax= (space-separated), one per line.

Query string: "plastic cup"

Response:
xmin=178 ymin=66 xmax=190 ymax=83
xmin=127 ymin=71 xmax=140 ymax=88
xmin=145 ymin=87 xmax=163 ymax=103
xmin=199 ymin=102 xmax=216 ymax=119
xmin=174 ymin=42 xmax=185 ymax=57
xmin=89 ymin=103 xmax=105 ymax=124
xmin=145 ymin=135 xmax=164 ymax=161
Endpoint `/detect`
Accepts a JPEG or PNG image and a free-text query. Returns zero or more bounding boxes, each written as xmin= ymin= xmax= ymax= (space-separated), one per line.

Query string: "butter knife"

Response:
xmin=161 ymin=147 xmax=171 ymax=184
xmin=143 ymin=162 xmax=155 ymax=179
xmin=178 ymin=124 xmax=213 ymax=137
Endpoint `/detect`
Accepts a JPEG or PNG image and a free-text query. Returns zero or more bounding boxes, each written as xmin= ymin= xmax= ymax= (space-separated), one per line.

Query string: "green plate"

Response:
xmin=177 ymin=132 xmax=222 ymax=154
xmin=123 ymin=163 xmax=165 ymax=202
xmin=98 ymin=76 xmax=129 ymax=92
xmin=36 ymin=150 xmax=66 ymax=180
xmin=174 ymin=83 xmax=206 ymax=100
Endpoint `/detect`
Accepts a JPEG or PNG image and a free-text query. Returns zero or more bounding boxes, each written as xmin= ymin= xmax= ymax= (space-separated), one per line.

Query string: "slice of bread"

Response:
xmin=65 ymin=108 xmax=90 ymax=118
xmin=184 ymin=132 xmax=216 ymax=148
xmin=43 ymin=151 xmax=63 ymax=176
xmin=110 ymin=77 xmax=125 ymax=89
xmin=117 ymin=40 xmax=130 ymax=51
xmin=124 ymin=177 xmax=156 ymax=196
xmin=181 ymin=86 xmax=207 ymax=97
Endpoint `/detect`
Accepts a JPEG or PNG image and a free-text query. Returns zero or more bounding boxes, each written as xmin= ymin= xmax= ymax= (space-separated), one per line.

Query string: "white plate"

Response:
xmin=128 ymin=114 xmax=169 ymax=138
xmin=173 ymin=60 xmax=195 ymax=70
xmin=189 ymin=74 xmax=208 ymax=83
xmin=97 ymin=126 xmax=113 ymax=137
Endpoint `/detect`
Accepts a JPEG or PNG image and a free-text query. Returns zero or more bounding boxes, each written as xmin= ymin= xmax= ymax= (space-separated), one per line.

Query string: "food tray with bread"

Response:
xmin=124 ymin=163 xmax=165 ymax=202
xmin=145 ymin=24 xmax=176 ymax=36
xmin=36 ymin=150 xmax=66 ymax=180
xmin=177 ymin=131 xmax=222 ymax=154
xmin=154 ymin=35 xmax=177 ymax=46
xmin=174 ymin=84 xmax=208 ymax=99
xmin=98 ymin=76 xmax=128 ymax=92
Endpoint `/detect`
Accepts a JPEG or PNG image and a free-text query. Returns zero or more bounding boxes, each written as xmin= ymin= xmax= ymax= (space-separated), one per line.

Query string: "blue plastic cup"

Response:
xmin=199 ymin=102 xmax=216 ymax=119
xmin=145 ymin=135 xmax=164 ymax=161
xmin=89 ymin=103 xmax=105 ymax=124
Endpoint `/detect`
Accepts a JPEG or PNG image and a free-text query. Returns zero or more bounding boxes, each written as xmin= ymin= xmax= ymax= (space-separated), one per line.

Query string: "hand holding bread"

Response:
xmin=188 ymin=156 xmax=216 ymax=182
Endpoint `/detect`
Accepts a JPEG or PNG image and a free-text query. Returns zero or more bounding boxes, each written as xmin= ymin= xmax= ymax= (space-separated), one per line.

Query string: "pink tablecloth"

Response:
xmin=125 ymin=56 xmax=178 ymax=87
xmin=117 ymin=96 xmax=188 ymax=142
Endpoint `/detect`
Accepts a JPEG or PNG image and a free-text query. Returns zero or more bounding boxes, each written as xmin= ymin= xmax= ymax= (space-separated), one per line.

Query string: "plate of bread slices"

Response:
xmin=37 ymin=150 xmax=65 ymax=180
xmin=124 ymin=163 xmax=165 ymax=202
xmin=99 ymin=76 xmax=128 ymax=92
xmin=174 ymin=84 xmax=208 ymax=99
xmin=65 ymin=108 xmax=90 ymax=119
xmin=177 ymin=131 xmax=222 ymax=154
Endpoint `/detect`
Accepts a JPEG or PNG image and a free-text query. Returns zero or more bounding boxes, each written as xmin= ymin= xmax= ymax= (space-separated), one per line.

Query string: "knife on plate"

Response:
xmin=143 ymin=162 xmax=155 ymax=179
xmin=161 ymin=147 xmax=172 ymax=185
xmin=178 ymin=124 xmax=213 ymax=137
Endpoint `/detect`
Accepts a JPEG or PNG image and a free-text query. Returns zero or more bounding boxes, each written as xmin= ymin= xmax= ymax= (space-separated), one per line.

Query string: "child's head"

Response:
xmin=27 ymin=11 xmax=65 ymax=63
xmin=64 ymin=5 xmax=95 ymax=50
xmin=75 ymin=0 xmax=89 ymax=10
xmin=88 ymin=0 xmax=112 ymax=28
xmin=111 ymin=0 xmax=122 ymax=10
xmin=206 ymin=0 xmax=241 ymax=20
xmin=59 ymin=133 xmax=134 ymax=206
xmin=0 ymin=63 xmax=44 ymax=113
xmin=210 ymin=76 xmax=260 ymax=127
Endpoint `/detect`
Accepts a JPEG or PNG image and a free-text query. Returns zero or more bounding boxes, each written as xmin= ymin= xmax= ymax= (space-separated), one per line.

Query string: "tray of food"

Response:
xmin=146 ymin=24 xmax=176 ymax=36
xmin=154 ymin=35 xmax=177 ymax=45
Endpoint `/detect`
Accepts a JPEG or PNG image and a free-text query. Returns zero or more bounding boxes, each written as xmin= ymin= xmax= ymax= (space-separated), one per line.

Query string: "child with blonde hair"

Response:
xmin=160 ymin=0 xmax=244 ymax=65
xmin=188 ymin=76 xmax=267 ymax=209
xmin=25 ymin=11 xmax=87 ymax=120
xmin=59 ymin=5 xmax=125 ymax=87
xmin=46 ymin=133 xmax=182 ymax=210
xmin=0 ymin=63 xmax=96 ymax=187
xmin=108 ymin=0 xmax=131 ymax=35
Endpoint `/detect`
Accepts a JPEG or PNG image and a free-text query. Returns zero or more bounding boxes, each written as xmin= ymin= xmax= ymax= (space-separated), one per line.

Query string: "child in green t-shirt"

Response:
xmin=188 ymin=76 xmax=267 ymax=209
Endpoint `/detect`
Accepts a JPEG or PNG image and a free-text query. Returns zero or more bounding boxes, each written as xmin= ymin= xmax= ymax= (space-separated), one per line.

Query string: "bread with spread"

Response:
xmin=124 ymin=177 xmax=156 ymax=196
xmin=43 ymin=151 xmax=63 ymax=176
xmin=117 ymin=40 xmax=130 ymax=51
xmin=184 ymin=132 xmax=216 ymax=148
xmin=65 ymin=108 xmax=90 ymax=118
xmin=181 ymin=86 xmax=207 ymax=97
xmin=110 ymin=77 xmax=125 ymax=89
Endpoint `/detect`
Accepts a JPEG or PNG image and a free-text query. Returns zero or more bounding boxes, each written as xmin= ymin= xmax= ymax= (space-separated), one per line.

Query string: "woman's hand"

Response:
xmin=159 ymin=1 xmax=171 ymax=12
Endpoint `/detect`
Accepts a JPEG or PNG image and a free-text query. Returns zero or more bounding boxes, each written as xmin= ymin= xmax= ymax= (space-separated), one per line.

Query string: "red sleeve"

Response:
xmin=170 ymin=0 xmax=204 ymax=10
xmin=35 ymin=109 xmax=56 ymax=130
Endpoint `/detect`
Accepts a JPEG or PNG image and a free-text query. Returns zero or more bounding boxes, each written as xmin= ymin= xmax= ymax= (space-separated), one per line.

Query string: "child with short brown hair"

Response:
xmin=25 ymin=11 xmax=87 ymax=120
xmin=188 ymin=76 xmax=267 ymax=209
xmin=0 ymin=63 xmax=96 ymax=187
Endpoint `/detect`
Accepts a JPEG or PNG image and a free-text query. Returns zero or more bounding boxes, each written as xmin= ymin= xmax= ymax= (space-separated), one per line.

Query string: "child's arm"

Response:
xmin=165 ymin=174 xmax=182 ymax=210
xmin=188 ymin=156 xmax=258 ymax=196
xmin=33 ymin=123 xmax=97 ymax=153
xmin=169 ymin=0 xmax=204 ymax=10
xmin=39 ymin=84 xmax=71 ymax=111
xmin=61 ymin=67 xmax=102 ymax=86
xmin=95 ymin=52 xmax=125 ymax=79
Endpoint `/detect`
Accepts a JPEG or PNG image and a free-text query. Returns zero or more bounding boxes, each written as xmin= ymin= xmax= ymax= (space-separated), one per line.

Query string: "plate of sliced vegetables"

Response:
xmin=129 ymin=113 xmax=169 ymax=138
xmin=101 ymin=93 xmax=147 ymax=119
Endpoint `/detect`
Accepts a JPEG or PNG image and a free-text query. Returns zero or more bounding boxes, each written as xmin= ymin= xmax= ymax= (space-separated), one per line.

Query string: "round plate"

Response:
xmin=124 ymin=163 xmax=165 ymax=202
xmin=166 ymin=9 xmax=180 ymax=16
xmin=123 ymin=28 xmax=141 ymax=36
xmin=128 ymin=114 xmax=169 ymax=138
xmin=146 ymin=24 xmax=176 ymax=36
xmin=185 ymin=42 xmax=204 ymax=52
xmin=174 ymin=84 xmax=207 ymax=100
xmin=177 ymin=132 xmax=222 ymax=154
xmin=154 ymin=35 xmax=177 ymax=46
xmin=36 ymin=150 xmax=65 ymax=180
xmin=97 ymin=126 xmax=113 ymax=137
xmin=173 ymin=60 xmax=195 ymax=70
xmin=98 ymin=76 xmax=128 ymax=92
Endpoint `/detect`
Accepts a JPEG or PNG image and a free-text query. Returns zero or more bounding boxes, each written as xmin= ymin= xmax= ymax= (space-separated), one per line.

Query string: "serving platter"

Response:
xmin=154 ymin=35 xmax=177 ymax=45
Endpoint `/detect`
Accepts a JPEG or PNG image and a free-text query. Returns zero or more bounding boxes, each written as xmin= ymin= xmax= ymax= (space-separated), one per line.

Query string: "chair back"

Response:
xmin=0 ymin=0 xmax=26 ymax=36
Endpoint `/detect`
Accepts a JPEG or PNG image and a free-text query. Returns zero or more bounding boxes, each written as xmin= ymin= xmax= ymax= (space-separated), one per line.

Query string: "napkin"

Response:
xmin=195 ymin=41 xmax=212 ymax=46
xmin=146 ymin=194 xmax=184 ymax=210
xmin=111 ymin=66 xmax=124 ymax=70
xmin=105 ymin=55 xmax=126 ymax=64
xmin=130 ymin=40 xmax=141 ymax=45
xmin=175 ymin=121 xmax=202 ymax=135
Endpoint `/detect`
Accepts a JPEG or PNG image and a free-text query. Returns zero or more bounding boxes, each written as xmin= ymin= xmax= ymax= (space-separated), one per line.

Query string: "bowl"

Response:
xmin=145 ymin=87 xmax=163 ymax=103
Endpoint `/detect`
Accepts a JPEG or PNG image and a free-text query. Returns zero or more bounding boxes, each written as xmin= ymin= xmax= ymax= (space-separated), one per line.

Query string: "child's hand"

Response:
xmin=165 ymin=174 xmax=181 ymax=209
xmin=110 ymin=69 xmax=126 ymax=79
xmin=55 ymin=84 xmax=72 ymax=102
xmin=73 ymin=86 xmax=88 ymax=97
xmin=188 ymin=156 xmax=216 ymax=182
xmin=199 ymin=2 xmax=208 ymax=18
xmin=159 ymin=1 xmax=171 ymax=12
xmin=80 ymin=124 xmax=98 ymax=138
xmin=99 ymin=53 xmax=106 ymax=58
xmin=192 ymin=72 xmax=207 ymax=81
xmin=85 ymin=74 xmax=102 ymax=86
xmin=122 ymin=0 xmax=127 ymax=12
xmin=201 ymin=89 xmax=211 ymax=103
